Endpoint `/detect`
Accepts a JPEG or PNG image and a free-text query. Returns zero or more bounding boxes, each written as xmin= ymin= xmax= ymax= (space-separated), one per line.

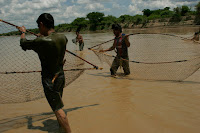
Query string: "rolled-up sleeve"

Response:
xmin=20 ymin=38 xmax=43 ymax=52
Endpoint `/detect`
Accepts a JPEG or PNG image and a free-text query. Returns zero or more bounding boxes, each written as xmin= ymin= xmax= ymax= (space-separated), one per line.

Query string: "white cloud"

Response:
xmin=0 ymin=0 xmax=4 ymax=2
xmin=77 ymin=0 xmax=112 ymax=4
xmin=63 ymin=5 xmax=85 ymax=18
xmin=130 ymin=0 xmax=198 ymax=11
xmin=112 ymin=3 xmax=120 ymax=9
xmin=129 ymin=5 xmax=142 ymax=15
xmin=85 ymin=3 xmax=104 ymax=10
xmin=0 ymin=0 xmax=69 ymax=28
xmin=0 ymin=0 xmax=199 ymax=29
xmin=77 ymin=0 xmax=90 ymax=4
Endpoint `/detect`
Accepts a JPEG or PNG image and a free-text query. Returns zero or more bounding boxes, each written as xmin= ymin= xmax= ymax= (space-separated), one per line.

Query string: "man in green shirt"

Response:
xmin=18 ymin=13 xmax=71 ymax=133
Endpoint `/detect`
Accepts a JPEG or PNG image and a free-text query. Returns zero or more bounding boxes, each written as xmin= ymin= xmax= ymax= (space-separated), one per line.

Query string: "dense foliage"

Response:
xmin=194 ymin=2 xmax=200 ymax=24
xmin=1 ymin=3 xmax=199 ymax=36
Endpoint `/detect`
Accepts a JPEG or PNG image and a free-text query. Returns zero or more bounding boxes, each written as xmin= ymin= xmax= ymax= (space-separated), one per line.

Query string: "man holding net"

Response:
xmin=18 ymin=13 xmax=71 ymax=133
xmin=76 ymin=30 xmax=84 ymax=51
xmin=100 ymin=24 xmax=130 ymax=76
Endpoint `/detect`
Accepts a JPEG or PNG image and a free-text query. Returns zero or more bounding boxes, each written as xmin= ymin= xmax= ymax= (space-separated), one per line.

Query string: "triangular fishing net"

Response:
xmin=90 ymin=33 xmax=200 ymax=81
xmin=0 ymin=21 xmax=88 ymax=104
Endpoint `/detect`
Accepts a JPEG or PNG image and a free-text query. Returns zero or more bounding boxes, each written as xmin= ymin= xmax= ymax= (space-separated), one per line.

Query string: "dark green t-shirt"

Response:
xmin=20 ymin=33 xmax=68 ymax=77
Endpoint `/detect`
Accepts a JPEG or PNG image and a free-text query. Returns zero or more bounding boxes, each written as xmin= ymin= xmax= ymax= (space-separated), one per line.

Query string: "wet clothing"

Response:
xmin=115 ymin=34 xmax=128 ymax=58
xmin=20 ymin=32 xmax=68 ymax=111
xmin=76 ymin=34 xmax=84 ymax=51
xmin=20 ymin=33 xmax=67 ymax=77
xmin=79 ymin=42 xmax=84 ymax=51
xmin=110 ymin=34 xmax=130 ymax=75
xmin=110 ymin=56 xmax=130 ymax=75
xmin=42 ymin=71 xmax=65 ymax=111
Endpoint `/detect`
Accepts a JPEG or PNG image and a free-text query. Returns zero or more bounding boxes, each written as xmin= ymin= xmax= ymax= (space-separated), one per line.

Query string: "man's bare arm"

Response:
xmin=124 ymin=35 xmax=130 ymax=47
xmin=99 ymin=42 xmax=116 ymax=52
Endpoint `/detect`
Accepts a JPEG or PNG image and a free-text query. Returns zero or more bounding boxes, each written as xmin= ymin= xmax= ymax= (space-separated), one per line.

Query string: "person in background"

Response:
xmin=100 ymin=24 xmax=130 ymax=77
xmin=76 ymin=30 xmax=84 ymax=51
xmin=191 ymin=30 xmax=200 ymax=41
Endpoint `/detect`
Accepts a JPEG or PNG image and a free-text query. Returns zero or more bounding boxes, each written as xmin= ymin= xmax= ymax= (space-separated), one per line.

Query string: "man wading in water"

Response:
xmin=191 ymin=28 xmax=200 ymax=41
xmin=100 ymin=24 xmax=130 ymax=77
xmin=76 ymin=29 xmax=84 ymax=51
xmin=18 ymin=13 xmax=71 ymax=133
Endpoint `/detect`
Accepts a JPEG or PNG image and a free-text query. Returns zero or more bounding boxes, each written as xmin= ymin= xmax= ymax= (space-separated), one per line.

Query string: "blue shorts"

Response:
xmin=79 ymin=42 xmax=84 ymax=51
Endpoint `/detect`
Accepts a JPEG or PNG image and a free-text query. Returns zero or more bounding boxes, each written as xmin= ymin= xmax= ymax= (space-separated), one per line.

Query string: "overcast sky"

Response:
xmin=0 ymin=0 xmax=199 ymax=29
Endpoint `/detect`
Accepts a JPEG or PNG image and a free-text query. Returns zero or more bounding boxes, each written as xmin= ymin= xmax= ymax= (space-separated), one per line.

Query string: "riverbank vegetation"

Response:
xmin=1 ymin=2 xmax=200 ymax=36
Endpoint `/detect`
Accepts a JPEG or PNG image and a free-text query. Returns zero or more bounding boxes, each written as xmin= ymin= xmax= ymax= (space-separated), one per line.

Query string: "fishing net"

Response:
xmin=72 ymin=38 xmax=77 ymax=45
xmin=90 ymin=33 xmax=200 ymax=81
xmin=0 ymin=21 xmax=89 ymax=104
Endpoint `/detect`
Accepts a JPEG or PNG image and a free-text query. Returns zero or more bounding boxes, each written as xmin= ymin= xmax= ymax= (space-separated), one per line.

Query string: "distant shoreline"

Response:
xmin=79 ymin=25 xmax=200 ymax=35
xmin=1 ymin=24 xmax=199 ymax=37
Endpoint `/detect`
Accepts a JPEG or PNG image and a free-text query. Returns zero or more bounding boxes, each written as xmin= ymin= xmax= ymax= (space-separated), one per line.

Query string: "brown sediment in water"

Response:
xmin=1 ymin=50 xmax=200 ymax=133
xmin=1 ymin=28 xmax=200 ymax=133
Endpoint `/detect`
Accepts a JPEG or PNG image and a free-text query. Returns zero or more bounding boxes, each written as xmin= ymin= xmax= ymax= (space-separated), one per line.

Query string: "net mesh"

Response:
xmin=0 ymin=21 xmax=86 ymax=104
xmin=90 ymin=33 xmax=200 ymax=81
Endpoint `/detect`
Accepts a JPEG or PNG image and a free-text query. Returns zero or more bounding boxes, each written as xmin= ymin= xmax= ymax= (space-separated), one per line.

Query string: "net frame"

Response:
xmin=0 ymin=19 xmax=102 ymax=104
xmin=89 ymin=33 xmax=200 ymax=81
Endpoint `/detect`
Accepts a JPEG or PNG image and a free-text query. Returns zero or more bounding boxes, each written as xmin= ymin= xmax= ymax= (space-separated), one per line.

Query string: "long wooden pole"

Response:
xmin=0 ymin=19 xmax=38 ymax=36
xmin=66 ymin=50 xmax=102 ymax=69
xmin=88 ymin=33 xmax=135 ymax=49
xmin=0 ymin=19 xmax=102 ymax=70
xmin=0 ymin=67 xmax=101 ymax=74
xmin=90 ymin=48 xmax=191 ymax=64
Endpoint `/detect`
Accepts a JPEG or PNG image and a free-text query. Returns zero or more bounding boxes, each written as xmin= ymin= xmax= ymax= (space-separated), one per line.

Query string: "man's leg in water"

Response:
xmin=55 ymin=109 xmax=71 ymax=133
xmin=122 ymin=58 xmax=130 ymax=75
xmin=79 ymin=42 xmax=84 ymax=51
xmin=81 ymin=42 xmax=84 ymax=51
xmin=110 ymin=57 xmax=120 ymax=76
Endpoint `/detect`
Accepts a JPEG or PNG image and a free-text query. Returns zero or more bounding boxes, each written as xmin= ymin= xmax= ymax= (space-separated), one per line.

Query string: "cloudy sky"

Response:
xmin=0 ymin=0 xmax=199 ymax=29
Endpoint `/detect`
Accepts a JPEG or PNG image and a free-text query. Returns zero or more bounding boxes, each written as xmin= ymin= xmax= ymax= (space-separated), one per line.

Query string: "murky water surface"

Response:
xmin=0 ymin=27 xmax=200 ymax=133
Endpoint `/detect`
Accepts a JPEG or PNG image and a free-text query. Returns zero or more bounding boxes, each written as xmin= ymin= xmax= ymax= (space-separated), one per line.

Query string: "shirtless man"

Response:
xmin=76 ymin=31 xmax=84 ymax=51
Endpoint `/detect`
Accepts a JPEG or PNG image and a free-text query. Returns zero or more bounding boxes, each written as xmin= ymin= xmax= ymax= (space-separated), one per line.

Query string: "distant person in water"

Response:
xmin=99 ymin=24 xmax=130 ymax=76
xmin=191 ymin=28 xmax=200 ymax=41
xmin=191 ymin=31 xmax=200 ymax=41
xmin=76 ymin=30 xmax=84 ymax=51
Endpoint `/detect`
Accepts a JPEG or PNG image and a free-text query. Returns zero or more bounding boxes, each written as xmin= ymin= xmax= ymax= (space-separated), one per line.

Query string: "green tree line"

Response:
xmin=1 ymin=2 xmax=200 ymax=36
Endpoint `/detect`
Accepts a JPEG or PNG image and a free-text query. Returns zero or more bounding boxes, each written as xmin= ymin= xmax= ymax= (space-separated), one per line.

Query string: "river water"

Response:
xmin=0 ymin=26 xmax=200 ymax=133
